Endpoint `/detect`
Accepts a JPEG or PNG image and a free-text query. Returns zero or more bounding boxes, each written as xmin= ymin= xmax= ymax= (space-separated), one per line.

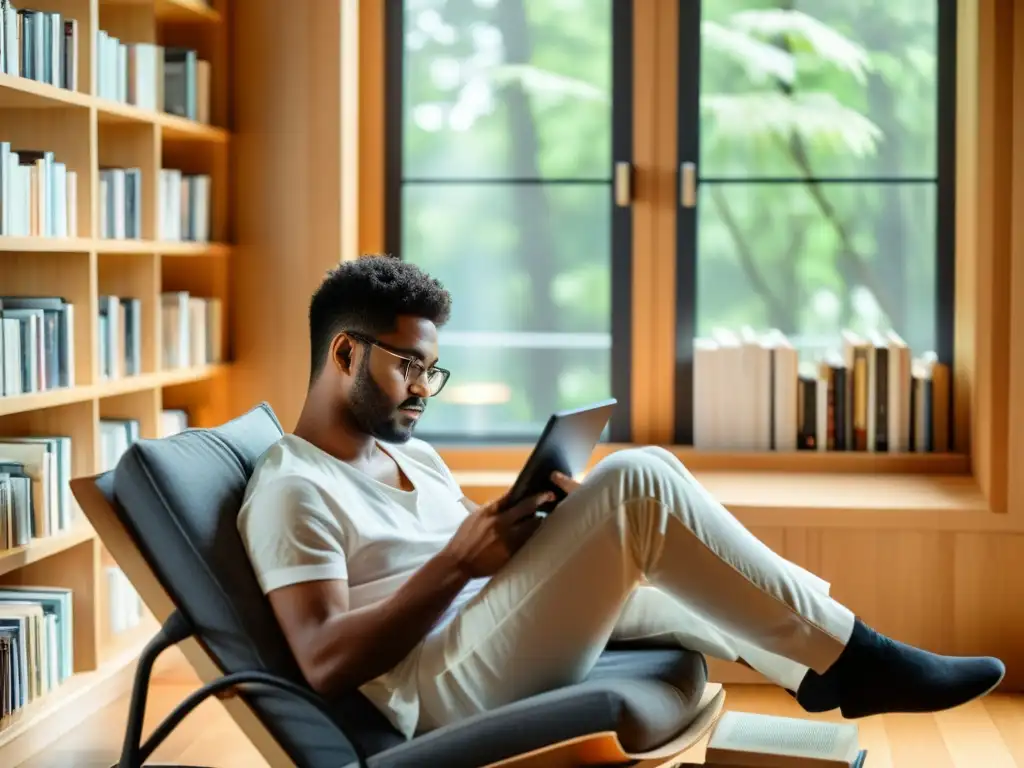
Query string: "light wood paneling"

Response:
xmin=230 ymin=0 xmax=347 ymax=430
xmin=706 ymin=530 xmax=1024 ymax=691
xmin=629 ymin=0 xmax=657 ymax=445
xmin=969 ymin=0 xmax=1015 ymax=513
xmin=1008 ymin=0 xmax=1024 ymax=522
xmin=649 ymin=0 xmax=679 ymax=445
xmin=357 ymin=0 xmax=385 ymax=255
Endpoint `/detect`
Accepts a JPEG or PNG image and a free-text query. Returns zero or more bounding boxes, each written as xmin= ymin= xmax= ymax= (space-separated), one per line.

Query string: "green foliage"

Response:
xmin=399 ymin=0 xmax=943 ymax=437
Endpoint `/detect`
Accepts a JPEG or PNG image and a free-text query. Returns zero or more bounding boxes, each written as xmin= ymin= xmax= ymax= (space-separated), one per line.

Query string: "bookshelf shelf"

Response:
xmin=0 ymin=237 xmax=94 ymax=253
xmin=0 ymin=72 xmax=92 ymax=110
xmin=0 ymin=83 xmax=225 ymax=143
xmin=96 ymin=96 xmax=228 ymax=142
xmin=0 ymin=0 xmax=230 ymax=759
xmin=0 ymin=237 xmax=231 ymax=254
xmin=0 ymin=524 xmax=95 ymax=579
xmin=0 ymin=365 xmax=228 ymax=417
xmin=101 ymin=0 xmax=221 ymax=24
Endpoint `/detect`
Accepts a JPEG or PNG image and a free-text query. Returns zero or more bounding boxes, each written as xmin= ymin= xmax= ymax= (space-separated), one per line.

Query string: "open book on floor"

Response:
xmin=701 ymin=710 xmax=867 ymax=767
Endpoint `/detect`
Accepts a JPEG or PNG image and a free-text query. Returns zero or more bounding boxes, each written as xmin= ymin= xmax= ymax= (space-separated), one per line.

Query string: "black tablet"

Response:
xmin=504 ymin=398 xmax=617 ymax=514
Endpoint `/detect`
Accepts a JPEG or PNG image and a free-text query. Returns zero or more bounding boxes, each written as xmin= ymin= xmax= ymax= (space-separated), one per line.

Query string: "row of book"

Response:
xmin=1 ymin=291 xmax=222 ymax=397
xmin=97 ymin=167 xmax=212 ymax=242
xmin=692 ymin=328 xmax=951 ymax=453
xmin=98 ymin=296 xmax=142 ymax=381
xmin=106 ymin=565 xmax=143 ymax=635
xmin=95 ymin=34 xmax=210 ymax=123
xmin=98 ymin=418 xmax=145 ymax=636
xmin=98 ymin=167 xmax=142 ymax=240
xmin=0 ymin=434 xmax=74 ymax=551
xmin=0 ymin=411 xmax=189 ymax=548
xmin=0 ymin=3 xmax=80 ymax=92
xmin=99 ymin=418 xmax=139 ymax=474
xmin=98 ymin=167 xmax=212 ymax=242
xmin=0 ymin=585 xmax=74 ymax=717
xmin=0 ymin=143 xmax=78 ymax=237
xmin=162 ymin=292 xmax=223 ymax=370
xmin=0 ymin=296 xmax=75 ymax=397
xmin=161 ymin=408 xmax=189 ymax=437
xmin=159 ymin=169 xmax=212 ymax=242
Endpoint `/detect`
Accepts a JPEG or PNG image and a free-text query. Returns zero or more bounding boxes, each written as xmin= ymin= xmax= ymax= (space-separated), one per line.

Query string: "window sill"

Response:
xmin=451 ymin=469 xmax=1009 ymax=532
xmin=438 ymin=444 xmax=970 ymax=476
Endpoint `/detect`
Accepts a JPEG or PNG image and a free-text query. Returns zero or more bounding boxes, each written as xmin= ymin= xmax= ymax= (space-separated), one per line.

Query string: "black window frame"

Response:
xmin=672 ymin=0 xmax=959 ymax=447
xmin=383 ymin=0 xmax=635 ymax=445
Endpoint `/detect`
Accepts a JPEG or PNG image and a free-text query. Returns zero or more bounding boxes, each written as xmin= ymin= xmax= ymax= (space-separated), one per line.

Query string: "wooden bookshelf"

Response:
xmin=0 ymin=0 xmax=231 ymax=761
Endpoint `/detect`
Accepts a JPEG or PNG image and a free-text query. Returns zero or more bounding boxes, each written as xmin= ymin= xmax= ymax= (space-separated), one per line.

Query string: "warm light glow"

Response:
xmin=440 ymin=382 xmax=513 ymax=405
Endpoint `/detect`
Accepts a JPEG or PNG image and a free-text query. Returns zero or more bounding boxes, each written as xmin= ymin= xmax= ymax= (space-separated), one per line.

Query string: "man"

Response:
xmin=237 ymin=256 xmax=1004 ymax=741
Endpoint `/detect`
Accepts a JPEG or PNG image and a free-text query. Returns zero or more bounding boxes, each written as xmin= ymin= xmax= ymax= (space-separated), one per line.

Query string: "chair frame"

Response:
xmin=71 ymin=473 xmax=726 ymax=768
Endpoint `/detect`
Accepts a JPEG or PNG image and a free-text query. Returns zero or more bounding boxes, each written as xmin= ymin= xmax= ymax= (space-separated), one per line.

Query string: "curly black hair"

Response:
xmin=307 ymin=254 xmax=452 ymax=384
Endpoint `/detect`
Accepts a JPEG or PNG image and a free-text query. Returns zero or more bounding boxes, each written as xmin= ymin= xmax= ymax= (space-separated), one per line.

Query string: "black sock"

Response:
xmin=793 ymin=617 xmax=1005 ymax=719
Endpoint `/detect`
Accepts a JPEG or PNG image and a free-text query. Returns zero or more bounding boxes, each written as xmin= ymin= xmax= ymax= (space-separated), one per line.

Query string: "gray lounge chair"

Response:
xmin=71 ymin=402 xmax=725 ymax=768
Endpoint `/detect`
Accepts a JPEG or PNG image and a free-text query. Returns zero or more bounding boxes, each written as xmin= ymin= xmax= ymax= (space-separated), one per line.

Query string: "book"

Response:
xmin=160 ymin=409 xmax=189 ymax=437
xmin=98 ymin=418 xmax=140 ymax=473
xmin=1 ymin=5 xmax=79 ymax=89
xmin=0 ymin=143 xmax=78 ymax=237
xmin=97 ymin=295 xmax=142 ymax=379
xmin=160 ymin=291 xmax=222 ymax=369
xmin=703 ymin=711 xmax=867 ymax=767
xmin=159 ymin=169 xmax=211 ymax=242
xmin=0 ymin=296 xmax=75 ymax=395
xmin=691 ymin=326 xmax=952 ymax=454
xmin=0 ymin=585 xmax=74 ymax=717
xmin=0 ymin=434 xmax=74 ymax=546
xmin=106 ymin=566 xmax=143 ymax=634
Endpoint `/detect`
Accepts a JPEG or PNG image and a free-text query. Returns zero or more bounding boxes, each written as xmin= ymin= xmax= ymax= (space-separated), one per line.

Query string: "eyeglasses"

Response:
xmin=343 ymin=331 xmax=451 ymax=397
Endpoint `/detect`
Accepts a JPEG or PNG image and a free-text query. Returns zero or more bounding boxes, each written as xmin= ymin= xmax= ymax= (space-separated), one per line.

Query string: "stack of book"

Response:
xmin=98 ymin=167 xmax=142 ymax=239
xmin=92 ymin=32 xmax=210 ymax=122
xmin=0 ymin=143 xmax=78 ymax=237
xmin=105 ymin=565 xmax=143 ymax=635
xmin=0 ymin=3 xmax=80 ymax=91
xmin=161 ymin=291 xmax=222 ymax=370
xmin=98 ymin=418 xmax=140 ymax=474
xmin=97 ymin=295 xmax=142 ymax=380
xmin=0 ymin=585 xmax=75 ymax=717
xmin=692 ymin=327 xmax=951 ymax=453
xmin=0 ymin=296 xmax=76 ymax=397
xmin=160 ymin=409 xmax=189 ymax=437
xmin=159 ymin=169 xmax=211 ymax=242
xmin=0 ymin=434 xmax=74 ymax=549
xmin=94 ymin=31 xmax=160 ymax=110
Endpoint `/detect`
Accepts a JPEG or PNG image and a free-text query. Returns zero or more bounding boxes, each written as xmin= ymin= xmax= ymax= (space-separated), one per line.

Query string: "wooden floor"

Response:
xmin=17 ymin=658 xmax=1024 ymax=767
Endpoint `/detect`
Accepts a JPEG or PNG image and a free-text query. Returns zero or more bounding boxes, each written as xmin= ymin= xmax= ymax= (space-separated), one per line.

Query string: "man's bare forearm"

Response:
xmin=306 ymin=549 xmax=471 ymax=694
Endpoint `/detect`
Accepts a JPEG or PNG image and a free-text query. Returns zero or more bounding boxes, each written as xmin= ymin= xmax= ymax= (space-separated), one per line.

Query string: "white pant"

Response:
xmin=413 ymin=446 xmax=856 ymax=731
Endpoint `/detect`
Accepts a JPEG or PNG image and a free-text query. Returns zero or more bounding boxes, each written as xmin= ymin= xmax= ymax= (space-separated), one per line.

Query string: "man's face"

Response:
xmin=339 ymin=315 xmax=441 ymax=443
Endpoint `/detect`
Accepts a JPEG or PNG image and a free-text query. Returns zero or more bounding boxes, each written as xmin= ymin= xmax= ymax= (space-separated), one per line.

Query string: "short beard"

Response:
xmin=347 ymin=359 xmax=416 ymax=443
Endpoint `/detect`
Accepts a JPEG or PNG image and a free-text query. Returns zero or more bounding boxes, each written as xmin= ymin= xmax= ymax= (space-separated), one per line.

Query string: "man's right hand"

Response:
xmin=443 ymin=490 xmax=553 ymax=578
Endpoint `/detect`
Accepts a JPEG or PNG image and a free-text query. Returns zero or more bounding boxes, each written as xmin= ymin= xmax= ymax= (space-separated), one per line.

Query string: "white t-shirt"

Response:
xmin=236 ymin=433 xmax=488 ymax=739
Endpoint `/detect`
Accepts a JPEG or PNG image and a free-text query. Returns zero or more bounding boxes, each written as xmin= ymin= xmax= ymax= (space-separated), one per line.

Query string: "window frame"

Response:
xmin=671 ymin=0 xmax=961 ymax=446
xmin=355 ymin=0 xmax=1024 ymax=526
xmin=382 ymin=0 xmax=636 ymax=444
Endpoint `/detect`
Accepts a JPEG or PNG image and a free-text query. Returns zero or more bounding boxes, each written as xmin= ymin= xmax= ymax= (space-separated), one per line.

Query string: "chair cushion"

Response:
xmin=365 ymin=647 xmax=709 ymax=768
xmin=110 ymin=403 xmax=392 ymax=767
xmin=107 ymin=402 xmax=710 ymax=768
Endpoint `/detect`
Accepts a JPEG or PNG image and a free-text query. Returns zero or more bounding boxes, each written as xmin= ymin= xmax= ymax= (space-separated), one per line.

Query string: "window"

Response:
xmin=385 ymin=0 xmax=633 ymax=442
xmin=383 ymin=0 xmax=957 ymax=447
xmin=673 ymin=0 xmax=956 ymax=443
